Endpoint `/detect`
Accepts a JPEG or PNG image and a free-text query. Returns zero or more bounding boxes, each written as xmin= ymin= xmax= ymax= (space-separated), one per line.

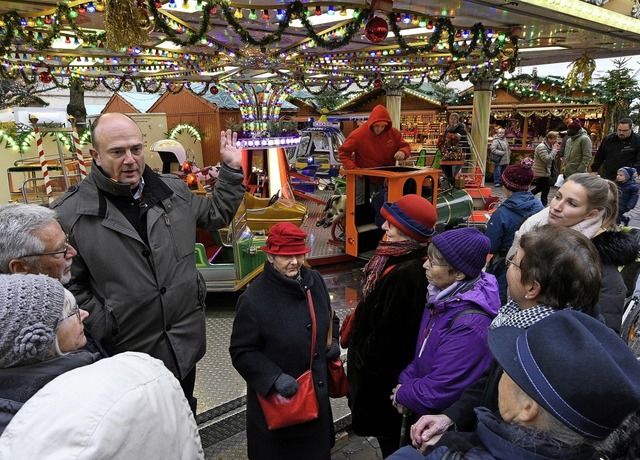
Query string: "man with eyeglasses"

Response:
xmin=51 ymin=112 xmax=245 ymax=415
xmin=0 ymin=204 xmax=76 ymax=284
xmin=591 ymin=117 xmax=640 ymax=181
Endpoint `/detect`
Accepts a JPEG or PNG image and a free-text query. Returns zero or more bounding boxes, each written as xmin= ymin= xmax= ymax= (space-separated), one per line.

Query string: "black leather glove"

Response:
xmin=273 ymin=373 xmax=299 ymax=398
xmin=326 ymin=338 xmax=341 ymax=360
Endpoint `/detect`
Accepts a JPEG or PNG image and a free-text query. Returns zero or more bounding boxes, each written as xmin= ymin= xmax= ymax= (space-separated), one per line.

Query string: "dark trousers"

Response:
xmin=377 ymin=435 xmax=401 ymax=458
xmin=180 ymin=367 xmax=198 ymax=419
xmin=531 ymin=177 xmax=550 ymax=206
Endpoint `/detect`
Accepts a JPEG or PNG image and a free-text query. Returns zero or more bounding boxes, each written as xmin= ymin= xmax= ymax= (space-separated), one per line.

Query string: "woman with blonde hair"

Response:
xmin=509 ymin=172 xmax=638 ymax=332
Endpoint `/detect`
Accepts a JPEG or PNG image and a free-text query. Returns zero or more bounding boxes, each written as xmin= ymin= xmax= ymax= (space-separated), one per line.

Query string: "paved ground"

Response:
xmin=201 ymin=179 xmax=640 ymax=459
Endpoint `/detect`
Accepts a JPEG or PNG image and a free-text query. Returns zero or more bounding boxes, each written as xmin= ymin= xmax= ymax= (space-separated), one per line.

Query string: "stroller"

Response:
xmin=620 ymin=227 xmax=640 ymax=358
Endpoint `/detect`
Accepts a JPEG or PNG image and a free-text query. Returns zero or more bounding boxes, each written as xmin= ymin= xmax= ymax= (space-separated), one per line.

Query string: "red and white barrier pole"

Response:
xmin=30 ymin=115 xmax=53 ymax=204
xmin=68 ymin=116 xmax=87 ymax=178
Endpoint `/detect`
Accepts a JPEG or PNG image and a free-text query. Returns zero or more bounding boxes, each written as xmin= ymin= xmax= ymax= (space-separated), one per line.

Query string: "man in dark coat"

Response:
xmin=52 ymin=113 xmax=245 ymax=414
xmin=592 ymin=118 xmax=640 ymax=181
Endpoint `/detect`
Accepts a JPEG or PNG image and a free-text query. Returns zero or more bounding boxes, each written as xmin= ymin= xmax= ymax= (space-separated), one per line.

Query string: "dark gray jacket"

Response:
xmin=52 ymin=163 xmax=244 ymax=379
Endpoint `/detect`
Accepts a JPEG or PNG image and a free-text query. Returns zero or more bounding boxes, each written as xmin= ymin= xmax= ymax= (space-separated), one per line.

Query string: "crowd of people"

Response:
xmin=1 ymin=109 xmax=640 ymax=460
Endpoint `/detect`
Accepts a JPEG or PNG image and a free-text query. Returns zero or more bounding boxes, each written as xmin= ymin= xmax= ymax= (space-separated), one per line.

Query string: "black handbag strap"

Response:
xmin=305 ymin=289 xmax=317 ymax=371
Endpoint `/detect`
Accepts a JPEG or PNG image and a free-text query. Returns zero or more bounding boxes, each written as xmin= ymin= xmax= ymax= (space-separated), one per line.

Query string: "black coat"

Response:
xmin=229 ymin=262 xmax=338 ymax=460
xmin=592 ymin=132 xmax=640 ymax=181
xmin=592 ymin=230 xmax=639 ymax=333
xmin=347 ymin=249 xmax=428 ymax=438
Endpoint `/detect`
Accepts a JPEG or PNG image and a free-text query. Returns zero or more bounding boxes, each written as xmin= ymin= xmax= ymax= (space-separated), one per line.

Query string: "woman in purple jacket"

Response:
xmin=392 ymin=227 xmax=500 ymax=418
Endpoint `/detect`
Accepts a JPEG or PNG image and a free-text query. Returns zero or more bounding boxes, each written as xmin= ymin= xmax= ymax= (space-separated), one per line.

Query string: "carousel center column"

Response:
xmin=469 ymin=77 xmax=496 ymax=186
xmin=385 ymin=88 xmax=402 ymax=130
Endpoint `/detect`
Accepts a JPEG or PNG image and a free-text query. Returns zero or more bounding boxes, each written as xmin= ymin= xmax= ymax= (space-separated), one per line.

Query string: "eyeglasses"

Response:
xmin=424 ymin=256 xmax=449 ymax=268
xmin=22 ymin=239 xmax=70 ymax=259
xmin=54 ymin=305 xmax=81 ymax=329
xmin=506 ymin=254 xmax=521 ymax=269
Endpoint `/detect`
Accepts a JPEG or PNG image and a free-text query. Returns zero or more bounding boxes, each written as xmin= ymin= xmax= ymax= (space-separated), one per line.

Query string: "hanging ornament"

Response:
xmin=500 ymin=61 xmax=509 ymax=72
xmin=104 ymin=0 xmax=150 ymax=50
xmin=210 ymin=85 xmax=219 ymax=95
xmin=373 ymin=78 xmax=383 ymax=89
xmin=38 ymin=72 xmax=52 ymax=84
xmin=122 ymin=80 xmax=134 ymax=92
xmin=364 ymin=16 xmax=389 ymax=44
xmin=497 ymin=43 xmax=515 ymax=61
xmin=566 ymin=53 xmax=596 ymax=89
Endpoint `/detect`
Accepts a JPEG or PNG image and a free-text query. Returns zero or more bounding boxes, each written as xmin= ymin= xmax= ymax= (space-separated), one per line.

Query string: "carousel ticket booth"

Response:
xmin=342 ymin=167 xmax=440 ymax=258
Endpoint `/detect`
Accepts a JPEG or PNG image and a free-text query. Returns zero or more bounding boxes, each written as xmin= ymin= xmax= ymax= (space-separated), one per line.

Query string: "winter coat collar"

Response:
xmin=428 ymin=273 xmax=500 ymax=317
xmin=591 ymin=230 xmax=639 ymax=266
xmin=474 ymin=408 xmax=599 ymax=460
xmin=263 ymin=261 xmax=315 ymax=297
xmin=92 ymin=162 xmax=173 ymax=201
xmin=501 ymin=192 xmax=543 ymax=218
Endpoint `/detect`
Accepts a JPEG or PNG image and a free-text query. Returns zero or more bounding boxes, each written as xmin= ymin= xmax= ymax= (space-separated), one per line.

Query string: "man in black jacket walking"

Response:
xmin=592 ymin=117 xmax=640 ymax=180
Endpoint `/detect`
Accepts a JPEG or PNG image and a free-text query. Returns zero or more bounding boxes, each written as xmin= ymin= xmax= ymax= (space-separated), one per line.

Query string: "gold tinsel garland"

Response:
xmin=566 ymin=53 xmax=596 ymax=89
xmin=104 ymin=0 xmax=151 ymax=51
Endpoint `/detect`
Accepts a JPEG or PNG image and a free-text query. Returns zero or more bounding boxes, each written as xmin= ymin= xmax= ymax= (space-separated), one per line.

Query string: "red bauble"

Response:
xmin=500 ymin=60 xmax=509 ymax=71
xmin=210 ymin=86 xmax=219 ymax=95
xmin=364 ymin=16 xmax=389 ymax=44
xmin=373 ymin=79 xmax=383 ymax=89
xmin=38 ymin=72 xmax=52 ymax=84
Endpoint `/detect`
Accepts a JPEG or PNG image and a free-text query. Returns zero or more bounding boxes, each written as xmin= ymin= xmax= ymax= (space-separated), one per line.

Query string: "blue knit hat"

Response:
xmin=431 ymin=227 xmax=490 ymax=278
xmin=618 ymin=167 xmax=636 ymax=181
xmin=489 ymin=310 xmax=640 ymax=439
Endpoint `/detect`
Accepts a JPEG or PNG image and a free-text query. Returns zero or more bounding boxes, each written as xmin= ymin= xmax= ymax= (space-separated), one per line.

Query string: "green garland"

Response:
xmin=168 ymin=122 xmax=203 ymax=142
xmin=0 ymin=5 xmax=106 ymax=56
xmin=146 ymin=0 xmax=217 ymax=48
xmin=218 ymin=0 xmax=369 ymax=50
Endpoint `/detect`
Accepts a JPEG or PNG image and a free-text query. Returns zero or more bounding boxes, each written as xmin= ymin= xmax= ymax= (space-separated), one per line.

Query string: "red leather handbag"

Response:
xmin=256 ymin=290 xmax=319 ymax=430
xmin=257 ymin=369 xmax=318 ymax=430
xmin=327 ymin=311 xmax=349 ymax=398
xmin=339 ymin=310 xmax=355 ymax=348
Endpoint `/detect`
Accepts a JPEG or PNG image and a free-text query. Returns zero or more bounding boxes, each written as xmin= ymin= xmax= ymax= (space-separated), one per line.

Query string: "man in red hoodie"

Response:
xmin=339 ymin=105 xmax=411 ymax=205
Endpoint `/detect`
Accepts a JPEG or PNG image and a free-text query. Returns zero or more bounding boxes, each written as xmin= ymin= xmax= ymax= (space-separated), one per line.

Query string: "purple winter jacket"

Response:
xmin=396 ymin=273 xmax=500 ymax=415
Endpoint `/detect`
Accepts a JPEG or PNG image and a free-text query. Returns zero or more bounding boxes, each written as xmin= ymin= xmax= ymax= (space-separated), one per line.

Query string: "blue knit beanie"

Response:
xmin=618 ymin=167 xmax=636 ymax=181
xmin=432 ymin=227 xmax=490 ymax=278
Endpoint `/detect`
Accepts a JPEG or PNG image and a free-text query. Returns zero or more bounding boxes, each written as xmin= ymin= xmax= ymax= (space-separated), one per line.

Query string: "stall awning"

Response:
xmin=447 ymin=103 xmax=603 ymax=119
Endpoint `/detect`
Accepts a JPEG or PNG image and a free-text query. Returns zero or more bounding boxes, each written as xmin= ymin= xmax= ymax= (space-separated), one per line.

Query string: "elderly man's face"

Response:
xmin=28 ymin=221 xmax=77 ymax=284
xmin=267 ymin=253 xmax=306 ymax=278
xmin=91 ymin=114 xmax=145 ymax=188
xmin=498 ymin=372 xmax=529 ymax=423
xmin=617 ymin=123 xmax=633 ymax=140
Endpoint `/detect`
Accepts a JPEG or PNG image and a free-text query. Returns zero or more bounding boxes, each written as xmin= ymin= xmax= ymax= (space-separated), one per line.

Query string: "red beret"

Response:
xmin=261 ymin=222 xmax=310 ymax=255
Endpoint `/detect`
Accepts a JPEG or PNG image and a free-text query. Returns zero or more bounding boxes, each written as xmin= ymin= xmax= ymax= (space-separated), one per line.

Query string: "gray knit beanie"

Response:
xmin=0 ymin=274 xmax=66 ymax=368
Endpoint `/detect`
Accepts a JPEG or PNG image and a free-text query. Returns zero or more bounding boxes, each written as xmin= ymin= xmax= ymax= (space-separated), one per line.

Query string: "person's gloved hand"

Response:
xmin=326 ymin=338 xmax=341 ymax=360
xmin=274 ymin=373 xmax=299 ymax=398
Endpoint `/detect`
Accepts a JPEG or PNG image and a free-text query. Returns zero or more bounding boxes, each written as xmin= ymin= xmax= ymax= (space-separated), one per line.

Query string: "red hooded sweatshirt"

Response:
xmin=338 ymin=105 xmax=411 ymax=170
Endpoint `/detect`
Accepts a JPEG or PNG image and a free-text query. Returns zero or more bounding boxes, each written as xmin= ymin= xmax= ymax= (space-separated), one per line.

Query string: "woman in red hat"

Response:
xmin=229 ymin=222 xmax=339 ymax=460
xmin=346 ymin=194 xmax=438 ymax=457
